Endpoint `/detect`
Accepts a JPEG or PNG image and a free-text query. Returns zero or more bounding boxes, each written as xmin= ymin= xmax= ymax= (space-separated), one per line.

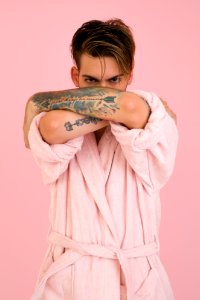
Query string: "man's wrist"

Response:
xmin=31 ymin=92 xmax=52 ymax=113
xmin=28 ymin=97 xmax=40 ymax=115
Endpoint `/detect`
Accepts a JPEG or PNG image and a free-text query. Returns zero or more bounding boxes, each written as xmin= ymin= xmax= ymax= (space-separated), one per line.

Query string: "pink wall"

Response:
xmin=0 ymin=0 xmax=199 ymax=299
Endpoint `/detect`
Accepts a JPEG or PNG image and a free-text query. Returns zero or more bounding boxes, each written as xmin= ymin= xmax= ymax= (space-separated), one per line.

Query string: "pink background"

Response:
xmin=0 ymin=0 xmax=199 ymax=299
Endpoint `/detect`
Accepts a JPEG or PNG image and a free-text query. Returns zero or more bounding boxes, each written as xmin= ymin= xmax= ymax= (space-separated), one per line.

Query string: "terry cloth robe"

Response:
xmin=28 ymin=90 xmax=178 ymax=300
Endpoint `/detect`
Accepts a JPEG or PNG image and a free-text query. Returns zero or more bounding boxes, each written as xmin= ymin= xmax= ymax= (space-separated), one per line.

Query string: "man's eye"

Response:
xmin=110 ymin=77 xmax=121 ymax=83
xmin=85 ymin=78 xmax=97 ymax=83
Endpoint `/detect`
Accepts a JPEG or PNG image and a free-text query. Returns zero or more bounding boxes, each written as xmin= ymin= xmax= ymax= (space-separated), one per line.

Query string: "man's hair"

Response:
xmin=71 ymin=18 xmax=135 ymax=75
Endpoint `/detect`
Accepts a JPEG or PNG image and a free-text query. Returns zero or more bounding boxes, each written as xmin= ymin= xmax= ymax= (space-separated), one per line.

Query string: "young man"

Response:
xmin=24 ymin=19 xmax=178 ymax=300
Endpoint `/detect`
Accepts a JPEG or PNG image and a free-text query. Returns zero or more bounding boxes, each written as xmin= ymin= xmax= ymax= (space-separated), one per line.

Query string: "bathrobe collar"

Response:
xmin=76 ymin=126 xmax=120 ymax=244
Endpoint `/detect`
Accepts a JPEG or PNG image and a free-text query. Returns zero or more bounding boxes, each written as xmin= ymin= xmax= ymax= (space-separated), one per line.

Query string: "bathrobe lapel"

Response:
xmin=98 ymin=126 xmax=118 ymax=183
xmin=76 ymin=129 xmax=119 ymax=243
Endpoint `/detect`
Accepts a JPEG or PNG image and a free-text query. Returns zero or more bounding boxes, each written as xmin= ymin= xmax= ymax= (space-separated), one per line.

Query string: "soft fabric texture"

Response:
xmin=28 ymin=90 xmax=178 ymax=300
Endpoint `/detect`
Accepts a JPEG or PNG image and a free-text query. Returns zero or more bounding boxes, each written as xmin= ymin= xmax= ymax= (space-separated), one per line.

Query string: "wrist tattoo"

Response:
xmin=64 ymin=116 xmax=103 ymax=131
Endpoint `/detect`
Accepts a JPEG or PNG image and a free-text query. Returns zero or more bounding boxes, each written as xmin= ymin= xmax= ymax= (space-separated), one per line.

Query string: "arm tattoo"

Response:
xmin=64 ymin=116 xmax=103 ymax=131
xmin=32 ymin=87 xmax=122 ymax=118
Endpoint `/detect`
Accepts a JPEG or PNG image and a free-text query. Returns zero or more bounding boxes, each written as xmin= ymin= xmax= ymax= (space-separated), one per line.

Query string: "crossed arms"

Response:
xmin=23 ymin=87 xmax=152 ymax=147
xmin=23 ymin=87 xmax=177 ymax=148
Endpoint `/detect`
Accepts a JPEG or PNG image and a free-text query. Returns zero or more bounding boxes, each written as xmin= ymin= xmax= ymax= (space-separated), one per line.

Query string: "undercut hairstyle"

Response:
xmin=71 ymin=18 xmax=136 ymax=75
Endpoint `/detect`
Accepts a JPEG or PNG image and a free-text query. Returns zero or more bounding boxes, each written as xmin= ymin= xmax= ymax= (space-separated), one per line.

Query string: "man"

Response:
xmin=23 ymin=19 xmax=178 ymax=300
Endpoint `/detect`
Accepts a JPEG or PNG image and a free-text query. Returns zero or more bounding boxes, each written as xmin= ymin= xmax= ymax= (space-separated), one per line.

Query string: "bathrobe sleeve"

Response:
xmin=28 ymin=112 xmax=84 ymax=185
xmin=110 ymin=90 xmax=178 ymax=191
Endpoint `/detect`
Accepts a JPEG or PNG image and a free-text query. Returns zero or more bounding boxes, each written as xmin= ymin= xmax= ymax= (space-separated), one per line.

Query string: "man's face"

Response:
xmin=71 ymin=53 xmax=133 ymax=91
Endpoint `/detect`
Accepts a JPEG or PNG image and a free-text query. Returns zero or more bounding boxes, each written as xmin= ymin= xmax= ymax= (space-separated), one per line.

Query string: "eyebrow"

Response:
xmin=82 ymin=74 xmax=124 ymax=81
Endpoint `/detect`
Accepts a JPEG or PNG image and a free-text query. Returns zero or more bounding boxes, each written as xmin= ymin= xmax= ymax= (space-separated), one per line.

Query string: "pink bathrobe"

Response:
xmin=28 ymin=90 xmax=178 ymax=300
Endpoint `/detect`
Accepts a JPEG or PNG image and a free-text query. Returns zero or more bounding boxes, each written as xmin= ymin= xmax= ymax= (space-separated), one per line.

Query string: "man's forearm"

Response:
xmin=23 ymin=87 xmax=126 ymax=148
xmin=38 ymin=110 xmax=108 ymax=144
xmin=29 ymin=87 xmax=151 ymax=129
xmin=31 ymin=87 xmax=124 ymax=121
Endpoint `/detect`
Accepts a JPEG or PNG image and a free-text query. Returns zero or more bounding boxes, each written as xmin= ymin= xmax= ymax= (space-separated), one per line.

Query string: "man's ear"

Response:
xmin=71 ymin=66 xmax=79 ymax=87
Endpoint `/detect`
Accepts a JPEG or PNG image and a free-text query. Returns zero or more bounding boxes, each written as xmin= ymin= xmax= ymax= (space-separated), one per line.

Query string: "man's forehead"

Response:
xmin=79 ymin=53 xmax=122 ymax=77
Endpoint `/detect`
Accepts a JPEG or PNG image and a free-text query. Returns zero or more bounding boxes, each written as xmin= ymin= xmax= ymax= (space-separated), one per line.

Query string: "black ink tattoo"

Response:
xmin=64 ymin=116 xmax=102 ymax=131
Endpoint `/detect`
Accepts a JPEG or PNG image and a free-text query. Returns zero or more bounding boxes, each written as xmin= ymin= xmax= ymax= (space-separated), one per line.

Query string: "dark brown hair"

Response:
xmin=71 ymin=18 xmax=135 ymax=75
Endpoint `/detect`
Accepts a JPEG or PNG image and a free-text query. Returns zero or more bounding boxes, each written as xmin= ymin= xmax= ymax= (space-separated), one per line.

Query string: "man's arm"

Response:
xmin=39 ymin=110 xmax=109 ymax=144
xmin=32 ymin=87 xmax=150 ymax=127
xmin=23 ymin=87 xmax=150 ymax=147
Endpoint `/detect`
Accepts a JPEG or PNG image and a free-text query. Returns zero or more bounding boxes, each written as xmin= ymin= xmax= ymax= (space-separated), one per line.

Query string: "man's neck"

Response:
xmin=95 ymin=127 xmax=106 ymax=144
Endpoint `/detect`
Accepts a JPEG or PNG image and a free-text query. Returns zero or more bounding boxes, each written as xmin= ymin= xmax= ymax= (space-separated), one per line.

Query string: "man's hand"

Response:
xmin=160 ymin=98 xmax=177 ymax=124
xmin=23 ymin=97 xmax=39 ymax=148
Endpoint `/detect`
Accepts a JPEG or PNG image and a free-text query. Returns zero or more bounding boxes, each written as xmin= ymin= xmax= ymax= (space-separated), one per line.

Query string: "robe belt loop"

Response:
xmin=48 ymin=231 xmax=159 ymax=300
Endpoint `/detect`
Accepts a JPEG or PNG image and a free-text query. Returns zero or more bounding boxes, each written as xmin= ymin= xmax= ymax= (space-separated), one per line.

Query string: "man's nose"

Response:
xmin=98 ymin=81 xmax=108 ymax=88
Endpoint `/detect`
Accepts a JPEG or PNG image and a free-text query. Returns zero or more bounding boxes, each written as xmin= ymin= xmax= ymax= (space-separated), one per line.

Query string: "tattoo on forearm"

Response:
xmin=64 ymin=116 xmax=103 ymax=131
xmin=54 ymin=96 xmax=119 ymax=117
xmin=32 ymin=87 xmax=122 ymax=117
